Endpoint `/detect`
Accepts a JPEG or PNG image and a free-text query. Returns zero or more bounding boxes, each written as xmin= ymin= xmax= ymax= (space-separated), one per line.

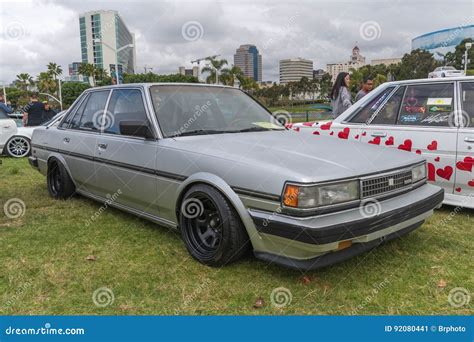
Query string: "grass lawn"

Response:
xmin=0 ymin=157 xmax=472 ymax=315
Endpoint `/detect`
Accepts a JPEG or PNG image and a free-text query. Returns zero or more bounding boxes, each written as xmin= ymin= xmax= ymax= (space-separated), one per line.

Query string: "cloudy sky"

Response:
xmin=0 ymin=0 xmax=473 ymax=84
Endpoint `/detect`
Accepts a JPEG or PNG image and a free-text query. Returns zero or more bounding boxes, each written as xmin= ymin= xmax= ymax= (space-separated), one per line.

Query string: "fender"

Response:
xmin=47 ymin=153 xmax=78 ymax=188
xmin=176 ymin=172 xmax=265 ymax=250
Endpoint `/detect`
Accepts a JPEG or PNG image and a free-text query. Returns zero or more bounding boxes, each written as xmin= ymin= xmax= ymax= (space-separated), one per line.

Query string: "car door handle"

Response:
xmin=63 ymin=137 xmax=70 ymax=143
xmin=371 ymin=132 xmax=387 ymax=137
xmin=464 ymin=137 xmax=474 ymax=143
xmin=98 ymin=143 xmax=108 ymax=150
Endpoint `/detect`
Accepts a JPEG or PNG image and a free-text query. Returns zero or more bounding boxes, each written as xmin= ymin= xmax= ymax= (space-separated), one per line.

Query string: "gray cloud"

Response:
xmin=0 ymin=0 xmax=472 ymax=84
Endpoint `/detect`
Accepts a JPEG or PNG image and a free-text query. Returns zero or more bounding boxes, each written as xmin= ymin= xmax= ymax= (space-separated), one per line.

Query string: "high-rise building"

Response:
xmin=234 ymin=44 xmax=262 ymax=82
xmin=327 ymin=45 xmax=366 ymax=81
xmin=279 ymin=58 xmax=313 ymax=84
xmin=79 ymin=10 xmax=136 ymax=84
xmin=64 ymin=62 xmax=86 ymax=82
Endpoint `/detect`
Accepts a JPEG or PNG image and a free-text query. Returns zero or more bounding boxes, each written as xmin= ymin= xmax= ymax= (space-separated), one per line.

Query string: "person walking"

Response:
xmin=355 ymin=76 xmax=374 ymax=102
xmin=0 ymin=94 xmax=13 ymax=117
xmin=330 ymin=72 xmax=352 ymax=118
xmin=22 ymin=93 xmax=44 ymax=126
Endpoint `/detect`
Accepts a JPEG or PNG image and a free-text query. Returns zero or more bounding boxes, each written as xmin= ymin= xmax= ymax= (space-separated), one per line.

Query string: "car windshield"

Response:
xmin=149 ymin=85 xmax=284 ymax=137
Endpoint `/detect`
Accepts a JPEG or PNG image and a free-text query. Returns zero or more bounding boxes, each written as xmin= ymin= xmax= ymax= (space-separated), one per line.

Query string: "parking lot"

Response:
xmin=0 ymin=157 xmax=472 ymax=315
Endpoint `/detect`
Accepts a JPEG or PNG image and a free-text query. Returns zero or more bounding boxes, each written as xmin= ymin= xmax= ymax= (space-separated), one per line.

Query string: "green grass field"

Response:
xmin=0 ymin=158 xmax=472 ymax=315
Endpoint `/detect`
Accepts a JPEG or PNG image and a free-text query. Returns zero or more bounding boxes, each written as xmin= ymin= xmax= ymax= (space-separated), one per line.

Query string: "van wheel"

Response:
xmin=47 ymin=159 xmax=75 ymax=199
xmin=179 ymin=184 xmax=250 ymax=267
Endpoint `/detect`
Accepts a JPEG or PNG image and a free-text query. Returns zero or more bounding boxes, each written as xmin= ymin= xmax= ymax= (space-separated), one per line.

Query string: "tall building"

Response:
xmin=327 ymin=45 xmax=366 ymax=81
xmin=178 ymin=66 xmax=199 ymax=78
xmin=79 ymin=10 xmax=136 ymax=83
xmin=279 ymin=58 xmax=313 ymax=84
xmin=64 ymin=62 xmax=86 ymax=82
xmin=371 ymin=57 xmax=402 ymax=66
xmin=234 ymin=44 xmax=262 ymax=82
xmin=412 ymin=25 xmax=474 ymax=59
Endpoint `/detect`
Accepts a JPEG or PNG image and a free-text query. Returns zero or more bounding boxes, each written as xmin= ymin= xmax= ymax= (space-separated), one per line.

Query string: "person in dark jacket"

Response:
xmin=42 ymin=101 xmax=57 ymax=122
xmin=330 ymin=72 xmax=352 ymax=118
xmin=22 ymin=93 xmax=44 ymax=126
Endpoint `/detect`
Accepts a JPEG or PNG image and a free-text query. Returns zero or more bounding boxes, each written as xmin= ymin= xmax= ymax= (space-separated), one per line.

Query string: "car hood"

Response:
xmin=161 ymin=130 xmax=423 ymax=187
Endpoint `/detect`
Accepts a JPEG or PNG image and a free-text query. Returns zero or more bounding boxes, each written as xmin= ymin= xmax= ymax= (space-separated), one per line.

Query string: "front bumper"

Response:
xmin=250 ymin=183 xmax=444 ymax=270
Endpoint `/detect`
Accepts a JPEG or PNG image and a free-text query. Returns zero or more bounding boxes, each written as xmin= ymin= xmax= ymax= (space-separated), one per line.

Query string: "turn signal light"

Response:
xmin=283 ymin=185 xmax=299 ymax=207
xmin=337 ymin=240 xmax=353 ymax=251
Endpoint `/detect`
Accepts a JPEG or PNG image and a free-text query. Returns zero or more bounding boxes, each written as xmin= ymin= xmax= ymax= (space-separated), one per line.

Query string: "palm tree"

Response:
xmin=47 ymin=62 xmax=63 ymax=80
xmin=37 ymin=72 xmax=56 ymax=94
xmin=220 ymin=65 xmax=243 ymax=86
xmin=202 ymin=57 xmax=228 ymax=84
xmin=15 ymin=73 xmax=34 ymax=92
xmin=78 ymin=63 xmax=97 ymax=86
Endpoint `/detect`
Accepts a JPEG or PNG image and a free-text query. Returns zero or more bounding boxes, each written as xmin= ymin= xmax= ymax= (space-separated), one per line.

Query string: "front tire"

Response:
xmin=47 ymin=159 xmax=76 ymax=199
xmin=179 ymin=184 xmax=250 ymax=267
xmin=5 ymin=136 xmax=31 ymax=158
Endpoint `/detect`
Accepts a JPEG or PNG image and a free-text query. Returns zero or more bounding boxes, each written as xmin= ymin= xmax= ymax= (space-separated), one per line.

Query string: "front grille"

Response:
xmin=361 ymin=169 xmax=412 ymax=198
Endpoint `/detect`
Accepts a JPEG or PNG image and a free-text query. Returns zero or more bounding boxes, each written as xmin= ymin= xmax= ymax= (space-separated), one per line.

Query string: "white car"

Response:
xmin=428 ymin=66 xmax=465 ymax=78
xmin=0 ymin=111 xmax=64 ymax=158
xmin=291 ymin=76 xmax=474 ymax=209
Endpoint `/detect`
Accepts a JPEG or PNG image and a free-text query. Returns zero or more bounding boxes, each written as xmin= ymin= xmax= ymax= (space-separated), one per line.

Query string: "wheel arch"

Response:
xmin=175 ymin=172 xmax=264 ymax=250
xmin=46 ymin=153 xmax=78 ymax=188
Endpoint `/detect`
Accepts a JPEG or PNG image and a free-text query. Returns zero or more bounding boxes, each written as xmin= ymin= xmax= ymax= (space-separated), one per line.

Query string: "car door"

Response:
xmin=94 ymin=88 xmax=160 ymax=216
xmin=359 ymin=82 xmax=458 ymax=195
xmin=455 ymin=81 xmax=474 ymax=200
xmin=0 ymin=115 xmax=17 ymax=149
xmin=59 ymin=90 xmax=110 ymax=196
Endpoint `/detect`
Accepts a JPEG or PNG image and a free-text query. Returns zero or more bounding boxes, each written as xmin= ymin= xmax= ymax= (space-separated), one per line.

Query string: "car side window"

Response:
xmin=104 ymin=89 xmax=148 ymax=135
xmin=370 ymin=86 xmax=405 ymax=125
xmin=460 ymin=82 xmax=474 ymax=127
xmin=60 ymin=94 xmax=88 ymax=128
xmin=73 ymin=91 xmax=110 ymax=131
xmin=69 ymin=94 xmax=90 ymax=129
xmin=349 ymin=87 xmax=395 ymax=123
xmin=396 ymin=83 xmax=454 ymax=127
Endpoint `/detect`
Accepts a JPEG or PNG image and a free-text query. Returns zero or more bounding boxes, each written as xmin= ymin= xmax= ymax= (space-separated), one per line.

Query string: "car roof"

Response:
xmin=384 ymin=76 xmax=474 ymax=87
xmin=85 ymin=83 xmax=238 ymax=91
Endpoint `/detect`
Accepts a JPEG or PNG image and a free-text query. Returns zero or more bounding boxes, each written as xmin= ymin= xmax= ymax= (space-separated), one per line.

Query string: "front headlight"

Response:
xmin=283 ymin=180 xmax=360 ymax=209
xmin=412 ymin=163 xmax=426 ymax=183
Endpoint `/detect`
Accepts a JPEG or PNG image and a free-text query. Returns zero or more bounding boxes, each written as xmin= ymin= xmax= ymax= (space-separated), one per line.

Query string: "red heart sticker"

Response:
xmin=368 ymin=136 xmax=381 ymax=145
xmin=427 ymin=140 xmax=438 ymax=151
xmin=320 ymin=122 xmax=332 ymax=130
xmin=338 ymin=127 xmax=350 ymax=139
xmin=456 ymin=156 xmax=474 ymax=172
xmin=434 ymin=157 xmax=440 ymax=162
xmin=330 ymin=131 xmax=334 ymax=135
xmin=385 ymin=136 xmax=394 ymax=146
xmin=455 ymin=187 xmax=461 ymax=192
xmin=354 ymin=134 xmax=359 ymax=139
xmin=436 ymin=166 xmax=453 ymax=180
xmin=398 ymin=139 xmax=412 ymax=152
xmin=427 ymin=163 xmax=436 ymax=181
xmin=362 ymin=132 xmax=366 ymax=136
xmin=294 ymin=127 xmax=300 ymax=132
xmin=313 ymin=131 xmax=320 ymax=135
xmin=468 ymin=180 xmax=474 ymax=187
xmin=303 ymin=122 xmax=314 ymax=127
xmin=416 ymin=149 xmax=422 ymax=155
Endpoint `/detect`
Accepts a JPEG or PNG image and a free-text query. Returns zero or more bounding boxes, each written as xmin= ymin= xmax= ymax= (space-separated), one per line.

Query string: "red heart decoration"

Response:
xmin=427 ymin=163 xmax=436 ymax=181
xmin=285 ymin=123 xmax=293 ymax=128
xmin=303 ymin=122 xmax=314 ymax=127
xmin=398 ymin=139 xmax=412 ymax=152
xmin=294 ymin=127 xmax=300 ymax=132
xmin=468 ymin=180 xmax=474 ymax=187
xmin=436 ymin=166 xmax=453 ymax=180
xmin=330 ymin=131 xmax=334 ymax=135
xmin=455 ymin=187 xmax=462 ymax=192
xmin=354 ymin=134 xmax=359 ymax=139
xmin=320 ymin=122 xmax=332 ymax=130
xmin=456 ymin=156 xmax=474 ymax=172
xmin=416 ymin=149 xmax=422 ymax=155
xmin=385 ymin=136 xmax=394 ymax=146
xmin=368 ymin=136 xmax=381 ymax=145
xmin=427 ymin=140 xmax=438 ymax=151
xmin=434 ymin=157 xmax=440 ymax=162
xmin=313 ymin=131 xmax=320 ymax=135
xmin=361 ymin=132 xmax=366 ymax=136
xmin=338 ymin=127 xmax=350 ymax=139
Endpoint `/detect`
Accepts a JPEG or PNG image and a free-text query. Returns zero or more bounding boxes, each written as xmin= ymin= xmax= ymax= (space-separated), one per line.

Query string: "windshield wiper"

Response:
xmin=168 ymin=129 xmax=228 ymax=138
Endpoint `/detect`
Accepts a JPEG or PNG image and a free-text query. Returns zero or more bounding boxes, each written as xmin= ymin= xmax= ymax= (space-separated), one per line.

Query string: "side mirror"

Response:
xmin=119 ymin=120 xmax=155 ymax=139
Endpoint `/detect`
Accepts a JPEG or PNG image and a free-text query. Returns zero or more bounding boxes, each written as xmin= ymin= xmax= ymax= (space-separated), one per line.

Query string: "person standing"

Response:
xmin=42 ymin=101 xmax=57 ymax=121
xmin=355 ymin=76 xmax=374 ymax=102
xmin=330 ymin=72 xmax=352 ymax=118
xmin=0 ymin=94 xmax=13 ymax=117
xmin=22 ymin=93 xmax=44 ymax=126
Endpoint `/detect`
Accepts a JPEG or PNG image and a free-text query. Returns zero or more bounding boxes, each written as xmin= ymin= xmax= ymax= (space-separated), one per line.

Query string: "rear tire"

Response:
xmin=179 ymin=184 xmax=250 ymax=267
xmin=47 ymin=159 xmax=76 ymax=199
